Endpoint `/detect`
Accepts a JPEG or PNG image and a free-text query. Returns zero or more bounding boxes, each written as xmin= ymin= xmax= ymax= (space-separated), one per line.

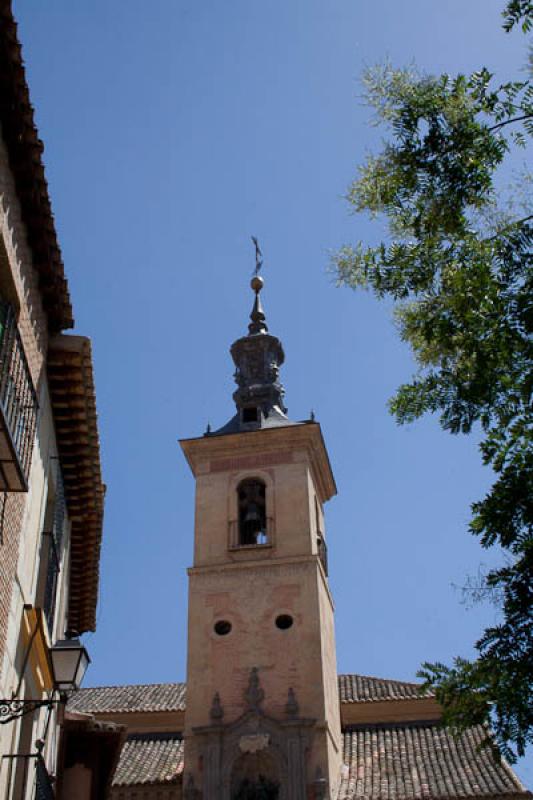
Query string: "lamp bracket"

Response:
xmin=0 ymin=697 xmax=59 ymax=725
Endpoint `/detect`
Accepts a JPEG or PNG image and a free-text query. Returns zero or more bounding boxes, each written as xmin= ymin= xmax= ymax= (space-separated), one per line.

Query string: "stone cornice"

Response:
xmin=187 ymin=554 xmax=335 ymax=611
xmin=180 ymin=421 xmax=336 ymax=503
xmin=340 ymin=696 xmax=442 ymax=727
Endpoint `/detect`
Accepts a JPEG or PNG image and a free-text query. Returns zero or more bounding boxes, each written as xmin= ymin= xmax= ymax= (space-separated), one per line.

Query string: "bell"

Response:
xmin=244 ymin=503 xmax=260 ymax=524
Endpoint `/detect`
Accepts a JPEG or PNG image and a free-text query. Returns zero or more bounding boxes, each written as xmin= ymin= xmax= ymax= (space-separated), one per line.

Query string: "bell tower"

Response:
xmin=180 ymin=275 xmax=341 ymax=799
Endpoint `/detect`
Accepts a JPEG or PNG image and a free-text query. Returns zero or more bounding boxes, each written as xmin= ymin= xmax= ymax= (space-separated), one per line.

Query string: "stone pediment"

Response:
xmin=188 ymin=671 xmax=318 ymax=800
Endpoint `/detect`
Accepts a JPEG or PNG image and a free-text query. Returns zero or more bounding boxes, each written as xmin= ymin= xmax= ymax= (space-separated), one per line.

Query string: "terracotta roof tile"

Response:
xmin=112 ymin=733 xmax=184 ymax=786
xmin=106 ymin=723 xmax=528 ymax=796
xmin=68 ymin=683 xmax=186 ymax=714
xmin=338 ymin=725 xmax=526 ymax=799
xmin=71 ymin=675 xmax=425 ymax=715
xmin=339 ymin=674 xmax=432 ymax=703
xmin=48 ymin=335 xmax=104 ymax=634
xmin=69 ymin=682 xmax=529 ymax=797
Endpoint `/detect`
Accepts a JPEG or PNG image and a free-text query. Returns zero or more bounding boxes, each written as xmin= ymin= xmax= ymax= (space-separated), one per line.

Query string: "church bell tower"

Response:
xmin=180 ymin=274 xmax=342 ymax=799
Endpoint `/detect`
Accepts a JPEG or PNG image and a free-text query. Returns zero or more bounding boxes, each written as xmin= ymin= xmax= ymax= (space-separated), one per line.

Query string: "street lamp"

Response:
xmin=0 ymin=632 xmax=90 ymax=724
xmin=50 ymin=634 xmax=90 ymax=693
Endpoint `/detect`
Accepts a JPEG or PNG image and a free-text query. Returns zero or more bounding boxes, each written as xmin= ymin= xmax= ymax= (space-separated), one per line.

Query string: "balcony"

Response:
xmin=228 ymin=516 xmax=275 ymax=550
xmin=0 ymin=301 xmax=38 ymax=491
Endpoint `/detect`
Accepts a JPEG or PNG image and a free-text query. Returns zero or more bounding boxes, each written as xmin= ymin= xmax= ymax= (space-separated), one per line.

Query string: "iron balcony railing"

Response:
xmin=228 ymin=516 xmax=275 ymax=549
xmin=0 ymin=301 xmax=38 ymax=491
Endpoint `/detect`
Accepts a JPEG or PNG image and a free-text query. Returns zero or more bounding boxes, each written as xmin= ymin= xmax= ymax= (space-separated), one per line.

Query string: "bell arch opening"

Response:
xmin=237 ymin=478 xmax=267 ymax=545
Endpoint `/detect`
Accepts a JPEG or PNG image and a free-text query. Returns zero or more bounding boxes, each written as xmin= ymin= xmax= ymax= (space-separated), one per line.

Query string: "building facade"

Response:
xmin=69 ymin=280 xmax=531 ymax=800
xmin=0 ymin=3 xmax=119 ymax=797
xmin=1 ymin=3 xmax=530 ymax=798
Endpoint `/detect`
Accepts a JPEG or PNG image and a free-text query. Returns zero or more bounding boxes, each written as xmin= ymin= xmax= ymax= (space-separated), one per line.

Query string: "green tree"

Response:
xmin=333 ymin=2 xmax=533 ymax=762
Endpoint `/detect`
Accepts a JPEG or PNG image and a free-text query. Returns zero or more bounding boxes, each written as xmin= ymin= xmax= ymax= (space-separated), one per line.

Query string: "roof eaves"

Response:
xmin=48 ymin=335 xmax=104 ymax=633
xmin=67 ymin=683 xmax=188 ymax=715
xmin=0 ymin=0 xmax=73 ymax=332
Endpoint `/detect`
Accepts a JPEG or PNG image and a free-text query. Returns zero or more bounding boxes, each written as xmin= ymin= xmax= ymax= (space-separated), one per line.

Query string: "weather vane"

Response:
xmin=251 ymin=236 xmax=263 ymax=276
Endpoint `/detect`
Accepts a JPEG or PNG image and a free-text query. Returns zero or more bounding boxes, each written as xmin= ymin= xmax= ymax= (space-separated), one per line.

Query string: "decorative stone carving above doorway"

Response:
xmin=191 ymin=668 xmax=318 ymax=800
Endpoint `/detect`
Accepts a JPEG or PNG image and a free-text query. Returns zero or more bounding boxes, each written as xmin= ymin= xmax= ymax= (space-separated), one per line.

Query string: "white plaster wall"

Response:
xmin=0 ymin=386 xmax=72 ymax=799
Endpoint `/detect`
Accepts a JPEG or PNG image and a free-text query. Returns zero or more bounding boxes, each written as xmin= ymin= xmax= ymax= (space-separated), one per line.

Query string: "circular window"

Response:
xmin=214 ymin=620 xmax=232 ymax=636
xmin=275 ymin=614 xmax=293 ymax=630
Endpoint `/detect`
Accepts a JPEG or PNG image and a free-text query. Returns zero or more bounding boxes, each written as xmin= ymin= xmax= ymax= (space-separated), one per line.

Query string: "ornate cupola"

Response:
xmin=213 ymin=275 xmax=291 ymax=435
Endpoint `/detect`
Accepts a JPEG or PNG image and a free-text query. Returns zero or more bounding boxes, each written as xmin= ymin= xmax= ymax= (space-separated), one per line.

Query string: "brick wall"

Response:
xmin=0 ymin=126 xmax=49 ymax=683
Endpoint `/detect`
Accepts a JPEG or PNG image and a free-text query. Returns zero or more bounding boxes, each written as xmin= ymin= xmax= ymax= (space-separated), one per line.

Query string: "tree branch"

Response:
xmin=487 ymin=213 xmax=533 ymax=240
xmin=488 ymin=113 xmax=533 ymax=132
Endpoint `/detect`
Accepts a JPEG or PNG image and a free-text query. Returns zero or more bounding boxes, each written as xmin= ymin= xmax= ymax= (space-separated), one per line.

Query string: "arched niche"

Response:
xmin=227 ymin=470 xmax=275 ymax=549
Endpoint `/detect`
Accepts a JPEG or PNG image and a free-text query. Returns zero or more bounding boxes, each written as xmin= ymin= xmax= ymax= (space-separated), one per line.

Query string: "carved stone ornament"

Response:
xmin=285 ymin=687 xmax=299 ymax=718
xmin=238 ymin=733 xmax=270 ymax=753
xmin=192 ymin=668 xmax=316 ymax=799
xmin=244 ymin=666 xmax=265 ymax=712
xmin=210 ymin=691 xmax=224 ymax=722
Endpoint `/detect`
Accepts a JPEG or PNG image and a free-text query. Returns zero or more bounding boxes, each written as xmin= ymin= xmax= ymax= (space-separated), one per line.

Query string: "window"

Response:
xmin=275 ymin=614 xmax=293 ymax=630
xmin=0 ymin=491 xmax=8 ymax=545
xmin=36 ymin=462 xmax=66 ymax=635
xmin=237 ymin=479 xmax=267 ymax=546
xmin=315 ymin=496 xmax=328 ymax=576
xmin=242 ymin=407 xmax=259 ymax=423
xmin=0 ymin=235 xmax=21 ymax=313
xmin=0 ymin=298 xmax=38 ymax=490
xmin=214 ymin=620 xmax=232 ymax=636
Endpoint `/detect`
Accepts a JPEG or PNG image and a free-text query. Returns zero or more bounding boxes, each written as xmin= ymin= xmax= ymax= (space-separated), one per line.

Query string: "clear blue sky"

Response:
xmin=13 ymin=0 xmax=531 ymax=784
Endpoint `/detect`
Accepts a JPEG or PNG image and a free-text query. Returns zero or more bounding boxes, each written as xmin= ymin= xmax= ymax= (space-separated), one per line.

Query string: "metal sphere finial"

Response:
xmin=251 ymin=275 xmax=264 ymax=294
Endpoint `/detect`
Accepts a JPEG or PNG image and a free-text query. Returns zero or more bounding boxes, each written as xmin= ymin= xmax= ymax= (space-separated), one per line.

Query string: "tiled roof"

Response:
xmin=71 ymin=675 xmax=426 ymax=714
xmin=106 ymin=723 xmax=527 ymax=796
xmin=338 ymin=724 xmax=526 ymax=800
xmin=339 ymin=674 xmax=431 ymax=703
xmin=48 ymin=336 xmax=105 ymax=634
xmin=68 ymin=682 xmax=187 ymax=714
xmin=112 ymin=734 xmax=184 ymax=786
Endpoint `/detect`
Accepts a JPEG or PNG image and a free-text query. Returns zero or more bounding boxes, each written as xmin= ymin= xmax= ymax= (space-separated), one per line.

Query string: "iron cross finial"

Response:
xmin=251 ymin=236 xmax=263 ymax=276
